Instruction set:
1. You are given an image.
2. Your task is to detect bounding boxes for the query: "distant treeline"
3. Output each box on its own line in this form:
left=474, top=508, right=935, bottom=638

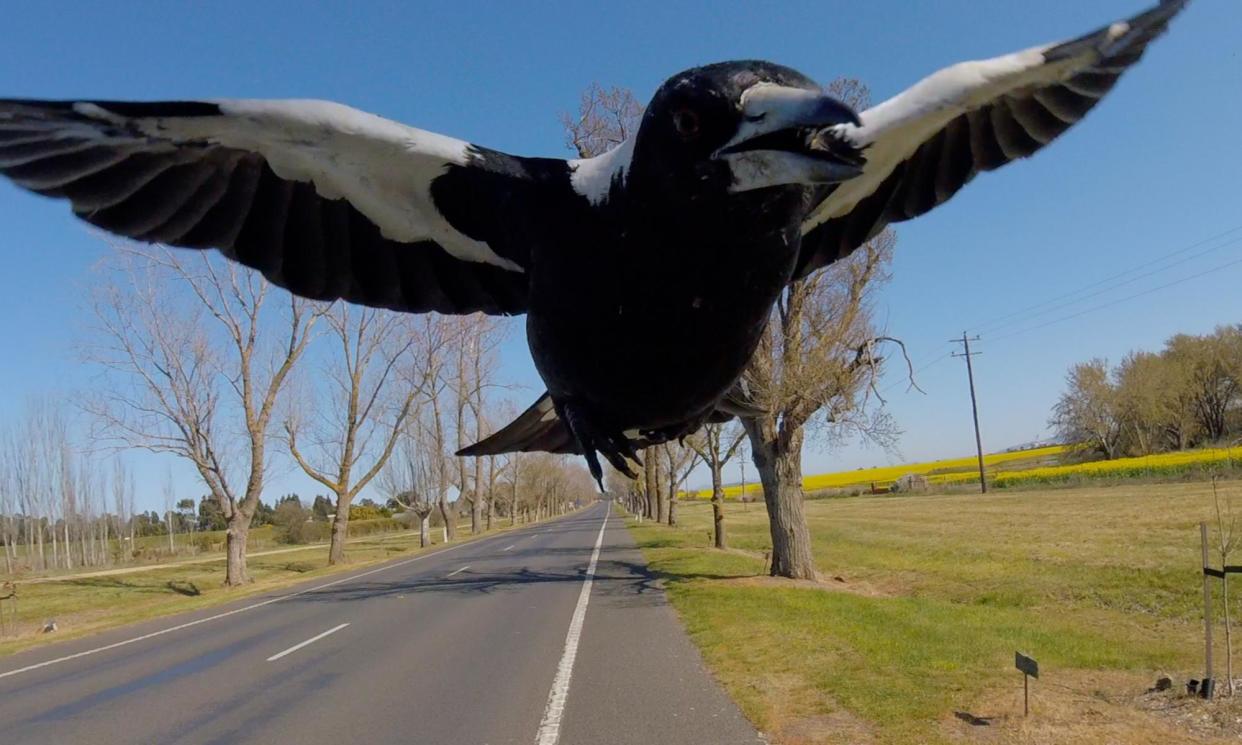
left=1051, top=324, right=1241, bottom=460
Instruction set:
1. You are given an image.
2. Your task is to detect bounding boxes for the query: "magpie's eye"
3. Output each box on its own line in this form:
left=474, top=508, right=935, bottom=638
left=672, top=107, right=701, bottom=140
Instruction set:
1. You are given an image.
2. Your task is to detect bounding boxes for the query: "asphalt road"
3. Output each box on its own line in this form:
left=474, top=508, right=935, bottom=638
left=0, top=501, right=762, bottom=744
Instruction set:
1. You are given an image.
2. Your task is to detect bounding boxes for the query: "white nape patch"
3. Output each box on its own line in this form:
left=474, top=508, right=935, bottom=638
left=569, top=137, right=633, bottom=206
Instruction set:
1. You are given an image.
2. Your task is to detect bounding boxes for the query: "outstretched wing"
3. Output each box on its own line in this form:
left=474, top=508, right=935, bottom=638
left=794, top=0, right=1187, bottom=279
left=0, top=98, right=535, bottom=314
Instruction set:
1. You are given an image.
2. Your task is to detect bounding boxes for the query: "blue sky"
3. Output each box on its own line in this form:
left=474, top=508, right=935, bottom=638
left=1, top=1, right=1239, bottom=509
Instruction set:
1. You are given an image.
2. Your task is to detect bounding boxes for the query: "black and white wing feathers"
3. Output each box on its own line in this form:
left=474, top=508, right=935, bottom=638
left=0, top=99, right=534, bottom=314
left=795, top=0, right=1187, bottom=279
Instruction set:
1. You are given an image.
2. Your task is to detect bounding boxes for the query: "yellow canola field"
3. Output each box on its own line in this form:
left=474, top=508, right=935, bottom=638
left=692, top=444, right=1067, bottom=499
left=930, top=445, right=1242, bottom=487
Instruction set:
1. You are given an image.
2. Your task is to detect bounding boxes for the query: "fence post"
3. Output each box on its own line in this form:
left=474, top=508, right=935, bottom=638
left=1202, top=522, right=1216, bottom=698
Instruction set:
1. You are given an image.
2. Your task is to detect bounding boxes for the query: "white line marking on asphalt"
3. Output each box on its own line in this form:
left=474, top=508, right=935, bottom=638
left=0, top=523, right=541, bottom=680
left=534, top=503, right=610, bottom=745
left=503, top=544, right=516, bottom=552
left=447, top=565, right=470, bottom=577
left=265, top=623, right=350, bottom=662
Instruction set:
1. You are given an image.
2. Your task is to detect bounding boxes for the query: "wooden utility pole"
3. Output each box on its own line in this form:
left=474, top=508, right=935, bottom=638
left=951, top=333, right=988, bottom=493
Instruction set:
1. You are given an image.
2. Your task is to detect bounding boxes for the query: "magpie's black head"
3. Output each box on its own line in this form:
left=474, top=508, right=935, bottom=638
left=628, top=61, right=864, bottom=205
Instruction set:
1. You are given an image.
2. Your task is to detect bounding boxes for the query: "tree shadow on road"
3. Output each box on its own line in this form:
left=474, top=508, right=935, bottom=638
left=290, top=558, right=673, bottom=608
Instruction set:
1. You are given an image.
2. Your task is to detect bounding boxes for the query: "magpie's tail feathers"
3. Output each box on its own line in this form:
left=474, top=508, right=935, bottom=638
left=457, top=392, right=580, bottom=456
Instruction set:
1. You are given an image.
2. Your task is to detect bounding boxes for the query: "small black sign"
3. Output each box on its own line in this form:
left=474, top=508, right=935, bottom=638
left=1015, top=652, right=1039, bottom=679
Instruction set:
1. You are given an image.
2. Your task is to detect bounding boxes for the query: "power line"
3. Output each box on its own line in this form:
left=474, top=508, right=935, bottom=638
left=975, top=235, right=1242, bottom=336
left=973, top=233, right=1242, bottom=337
left=966, top=223, right=1242, bottom=335
left=879, top=223, right=1242, bottom=395
left=988, top=253, right=1242, bottom=344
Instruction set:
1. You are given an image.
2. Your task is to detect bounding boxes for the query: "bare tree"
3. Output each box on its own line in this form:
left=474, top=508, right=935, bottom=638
left=500, top=451, right=528, bottom=526
left=87, top=246, right=319, bottom=585
left=0, top=427, right=17, bottom=573
left=406, top=317, right=459, bottom=541
left=6, top=407, right=44, bottom=570
left=1051, top=359, right=1124, bottom=460
left=111, top=458, right=136, bottom=558
left=739, top=229, right=900, bottom=579
left=661, top=441, right=700, bottom=527
left=285, top=304, right=422, bottom=564
left=688, top=422, right=746, bottom=548
left=381, top=430, right=439, bottom=548
left=162, top=469, right=176, bottom=554
left=451, top=315, right=507, bottom=535
left=30, top=399, right=70, bottom=570
left=734, top=79, right=906, bottom=580
left=560, top=83, right=643, bottom=159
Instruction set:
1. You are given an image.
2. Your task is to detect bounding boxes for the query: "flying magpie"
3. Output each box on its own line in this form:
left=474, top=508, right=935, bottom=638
left=0, top=2, right=1188, bottom=485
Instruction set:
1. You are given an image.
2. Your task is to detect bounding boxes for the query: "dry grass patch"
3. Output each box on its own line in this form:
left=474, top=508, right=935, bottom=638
left=947, top=669, right=1238, bottom=745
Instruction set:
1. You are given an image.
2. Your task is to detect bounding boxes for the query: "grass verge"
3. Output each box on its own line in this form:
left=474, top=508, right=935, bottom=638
left=628, top=483, right=1242, bottom=744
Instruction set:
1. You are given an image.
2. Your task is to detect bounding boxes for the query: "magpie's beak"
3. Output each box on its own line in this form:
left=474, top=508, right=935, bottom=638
left=714, top=84, right=865, bottom=193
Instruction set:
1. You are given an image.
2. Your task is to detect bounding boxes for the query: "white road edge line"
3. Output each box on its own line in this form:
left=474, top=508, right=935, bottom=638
left=265, top=623, right=350, bottom=662
left=534, top=503, right=610, bottom=745
left=0, top=524, right=538, bottom=681
left=447, top=565, right=470, bottom=578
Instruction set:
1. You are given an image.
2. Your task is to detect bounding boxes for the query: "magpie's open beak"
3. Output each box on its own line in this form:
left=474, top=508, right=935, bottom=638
left=714, top=85, right=865, bottom=193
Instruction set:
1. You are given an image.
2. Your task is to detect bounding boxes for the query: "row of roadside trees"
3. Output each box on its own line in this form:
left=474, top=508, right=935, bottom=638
left=0, top=241, right=594, bottom=583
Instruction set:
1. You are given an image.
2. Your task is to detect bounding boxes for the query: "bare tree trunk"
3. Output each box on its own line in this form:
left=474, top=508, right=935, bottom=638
left=710, top=463, right=727, bottom=549
left=439, top=499, right=455, bottom=541
left=2, top=517, right=12, bottom=573
left=471, top=456, right=485, bottom=535
left=100, top=517, right=109, bottom=568
left=29, top=517, right=39, bottom=571
left=328, top=498, right=350, bottom=565
left=643, top=451, right=657, bottom=521
left=419, top=513, right=430, bottom=548
left=745, top=418, right=816, bottom=580
left=664, top=451, right=679, bottom=526
left=225, top=518, right=250, bottom=585
left=467, top=492, right=482, bottom=534
left=653, top=461, right=667, bottom=524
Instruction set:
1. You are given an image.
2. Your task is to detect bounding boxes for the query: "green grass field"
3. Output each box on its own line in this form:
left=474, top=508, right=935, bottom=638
left=628, top=482, right=1242, bottom=744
